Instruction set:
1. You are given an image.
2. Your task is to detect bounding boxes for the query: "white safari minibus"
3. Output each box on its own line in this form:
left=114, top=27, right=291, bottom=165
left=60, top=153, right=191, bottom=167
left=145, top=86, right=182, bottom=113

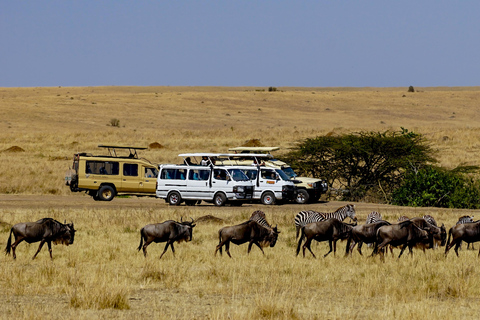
left=156, top=154, right=254, bottom=206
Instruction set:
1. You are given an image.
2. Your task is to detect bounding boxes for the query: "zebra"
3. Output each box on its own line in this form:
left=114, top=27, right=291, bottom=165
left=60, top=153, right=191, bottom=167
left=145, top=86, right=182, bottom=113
left=366, top=211, right=382, bottom=224
left=456, top=215, right=475, bottom=250
left=422, top=214, right=438, bottom=227
left=249, top=210, right=271, bottom=229
left=397, top=215, right=409, bottom=222
left=294, top=204, right=356, bottom=238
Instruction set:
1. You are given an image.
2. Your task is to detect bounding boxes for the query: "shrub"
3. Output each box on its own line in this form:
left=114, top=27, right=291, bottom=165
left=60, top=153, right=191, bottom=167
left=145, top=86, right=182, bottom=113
left=391, top=165, right=480, bottom=209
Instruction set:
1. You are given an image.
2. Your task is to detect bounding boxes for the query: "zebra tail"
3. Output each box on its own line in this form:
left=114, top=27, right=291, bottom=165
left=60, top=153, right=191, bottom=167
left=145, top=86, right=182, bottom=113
left=5, top=228, right=13, bottom=255
left=296, top=227, right=305, bottom=256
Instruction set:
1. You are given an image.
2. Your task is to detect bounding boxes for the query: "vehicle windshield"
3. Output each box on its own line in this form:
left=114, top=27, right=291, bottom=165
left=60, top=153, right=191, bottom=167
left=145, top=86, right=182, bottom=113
left=275, top=169, right=291, bottom=181
left=282, top=167, right=297, bottom=179
left=227, top=169, right=250, bottom=181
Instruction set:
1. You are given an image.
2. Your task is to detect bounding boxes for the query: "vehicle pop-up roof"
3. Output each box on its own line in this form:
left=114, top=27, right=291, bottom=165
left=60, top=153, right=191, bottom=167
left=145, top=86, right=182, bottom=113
left=178, top=153, right=273, bottom=165
left=97, top=145, right=147, bottom=159
left=228, top=147, right=280, bottom=154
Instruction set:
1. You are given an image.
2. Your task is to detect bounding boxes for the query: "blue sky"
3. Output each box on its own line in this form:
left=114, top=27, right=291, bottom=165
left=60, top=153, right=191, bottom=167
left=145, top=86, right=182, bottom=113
left=1, top=1, right=479, bottom=87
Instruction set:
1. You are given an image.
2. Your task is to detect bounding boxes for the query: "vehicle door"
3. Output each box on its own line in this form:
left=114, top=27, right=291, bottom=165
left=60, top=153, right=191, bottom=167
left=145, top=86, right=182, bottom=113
left=212, top=168, right=231, bottom=195
left=120, top=163, right=142, bottom=192
left=187, top=168, right=211, bottom=198
left=142, top=166, right=158, bottom=193
left=259, top=168, right=279, bottom=190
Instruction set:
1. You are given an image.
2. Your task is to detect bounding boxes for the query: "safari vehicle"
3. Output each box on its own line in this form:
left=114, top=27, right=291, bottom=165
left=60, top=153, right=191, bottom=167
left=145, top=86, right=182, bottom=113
left=156, top=154, right=254, bottom=206
left=66, top=145, right=158, bottom=201
left=211, top=153, right=297, bottom=205
left=228, top=147, right=328, bottom=204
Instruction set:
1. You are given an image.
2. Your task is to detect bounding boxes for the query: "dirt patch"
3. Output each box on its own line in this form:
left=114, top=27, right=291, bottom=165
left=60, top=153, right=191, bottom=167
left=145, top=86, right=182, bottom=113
left=2, top=146, right=25, bottom=153
left=148, top=142, right=164, bottom=149
left=195, top=215, right=224, bottom=224
left=242, top=139, right=263, bottom=147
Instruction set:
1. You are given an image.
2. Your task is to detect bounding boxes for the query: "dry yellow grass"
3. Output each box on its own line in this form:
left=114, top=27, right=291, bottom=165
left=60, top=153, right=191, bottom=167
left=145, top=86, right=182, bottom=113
left=1, top=86, right=480, bottom=319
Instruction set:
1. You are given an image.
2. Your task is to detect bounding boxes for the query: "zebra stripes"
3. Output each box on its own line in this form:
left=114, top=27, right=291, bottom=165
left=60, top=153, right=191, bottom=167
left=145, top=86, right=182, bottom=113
left=366, top=211, right=382, bottom=224
left=423, top=215, right=438, bottom=227
left=294, top=204, right=356, bottom=238
left=456, top=215, right=474, bottom=225
left=397, top=215, right=409, bottom=222
left=249, top=210, right=271, bottom=229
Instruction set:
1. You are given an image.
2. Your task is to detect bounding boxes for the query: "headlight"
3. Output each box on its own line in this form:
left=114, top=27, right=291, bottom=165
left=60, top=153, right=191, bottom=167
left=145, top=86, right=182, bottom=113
left=234, top=186, right=245, bottom=193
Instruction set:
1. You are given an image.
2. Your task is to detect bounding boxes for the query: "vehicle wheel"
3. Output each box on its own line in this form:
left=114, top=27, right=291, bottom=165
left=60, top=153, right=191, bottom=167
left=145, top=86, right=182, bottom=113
left=98, top=185, right=115, bottom=201
left=168, top=191, right=182, bottom=206
left=214, top=193, right=227, bottom=207
left=295, top=189, right=310, bottom=204
left=185, top=200, right=197, bottom=206
left=261, top=191, right=276, bottom=205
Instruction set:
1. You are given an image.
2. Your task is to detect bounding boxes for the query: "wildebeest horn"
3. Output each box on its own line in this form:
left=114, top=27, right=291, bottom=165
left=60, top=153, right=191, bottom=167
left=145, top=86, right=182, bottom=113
left=190, top=217, right=194, bottom=223
left=181, top=217, right=183, bottom=222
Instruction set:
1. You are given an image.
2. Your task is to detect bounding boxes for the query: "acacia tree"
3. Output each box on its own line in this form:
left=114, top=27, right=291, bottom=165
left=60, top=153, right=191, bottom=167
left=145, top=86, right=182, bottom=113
left=281, top=129, right=435, bottom=202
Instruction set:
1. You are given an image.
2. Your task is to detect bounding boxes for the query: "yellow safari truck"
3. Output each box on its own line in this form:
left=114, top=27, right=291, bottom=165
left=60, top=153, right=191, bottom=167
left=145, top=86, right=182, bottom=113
left=66, top=145, right=158, bottom=201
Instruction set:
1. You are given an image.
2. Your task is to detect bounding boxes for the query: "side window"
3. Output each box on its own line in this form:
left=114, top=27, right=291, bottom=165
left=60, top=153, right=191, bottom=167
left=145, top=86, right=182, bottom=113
left=213, top=169, right=228, bottom=180
left=189, top=169, right=210, bottom=181
left=123, top=163, right=138, bottom=176
left=145, top=167, right=158, bottom=178
left=160, top=168, right=186, bottom=180
left=86, top=161, right=119, bottom=175
left=261, top=169, right=276, bottom=180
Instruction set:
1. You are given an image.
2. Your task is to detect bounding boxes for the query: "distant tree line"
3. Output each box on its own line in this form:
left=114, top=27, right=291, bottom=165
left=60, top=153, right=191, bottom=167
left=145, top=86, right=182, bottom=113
left=280, top=128, right=480, bottom=209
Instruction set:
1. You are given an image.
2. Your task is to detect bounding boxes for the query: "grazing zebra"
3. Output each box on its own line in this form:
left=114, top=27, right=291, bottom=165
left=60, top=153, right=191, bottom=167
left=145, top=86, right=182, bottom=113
left=294, top=204, right=356, bottom=238
left=422, top=214, right=438, bottom=227
left=397, top=215, right=409, bottom=222
left=456, top=215, right=475, bottom=250
left=366, top=211, right=382, bottom=224
left=249, top=210, right=271, bottom=229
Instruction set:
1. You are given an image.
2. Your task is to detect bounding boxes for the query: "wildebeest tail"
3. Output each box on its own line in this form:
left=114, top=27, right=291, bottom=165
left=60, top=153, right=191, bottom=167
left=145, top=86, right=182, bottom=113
left=137, top=228, right=144, bottom=251
left=295, top=226, right=300, bottom=239
left=5, top=228, right=13, bottom=255
left=445, top=227, right=453, bottom=253
left=296, top=227, right=306, bottom=256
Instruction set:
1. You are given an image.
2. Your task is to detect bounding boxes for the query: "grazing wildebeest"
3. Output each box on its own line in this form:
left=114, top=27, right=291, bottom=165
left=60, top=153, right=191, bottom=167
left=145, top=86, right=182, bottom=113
left=410, top=217, right=446, bottom=250
left=374, top=220, right=431, bottom=260
left=137, top=218, right=196, bottom=258
left=345, top=220, right=391, bottom=256
left=5, top=218, right=76, bottom=260
left=296, top=218, right=355, bottom=258
left=214, top=220, right=280, bottom=258
left=445, top=221, right=480, bottom=257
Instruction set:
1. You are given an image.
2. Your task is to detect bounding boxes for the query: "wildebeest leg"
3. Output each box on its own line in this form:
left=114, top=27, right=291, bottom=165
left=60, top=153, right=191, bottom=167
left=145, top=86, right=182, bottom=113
left=142, top=240, right=154, bottom=257
left=170, top=243, right=175, bottom=257
left=454, top=241, right=462, bottom=257
left=357, top=242, right=363, bottom=256
left=47, top=241, right=53, bottom=260
left=323, top=240, right=334, bottom=258
left=303, top=239, right=316, bottom=258
left=252, top=241, right=266, bottom=255
left=10, top=237, right=25, bottom=260
left=215, top=239, right=229, bottom=256
left=159, top=242, right=170, bottom=259
left=397, top=244, right=408, bottom=259
left=225, top=241, right=232, bottom=258
left=32, top=240, right=46, bottom=260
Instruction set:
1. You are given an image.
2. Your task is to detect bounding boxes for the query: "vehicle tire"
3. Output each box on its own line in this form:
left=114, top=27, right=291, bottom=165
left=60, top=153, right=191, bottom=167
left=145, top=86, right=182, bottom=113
left=261, top=191, right=276, bottom=205
left=295, top=189, right=310, bottom=204
left=98, top=185, right=115, bottom=201
left=185, top=200, right=197, bottom=206
left=168, top=191, right=182, bottom=206
left=214, top=193, right=227, bottom=207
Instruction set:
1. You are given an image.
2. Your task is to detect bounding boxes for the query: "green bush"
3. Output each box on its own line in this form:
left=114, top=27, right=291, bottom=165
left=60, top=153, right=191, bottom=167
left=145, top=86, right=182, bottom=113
left=391, top=165, right=480, bottom=209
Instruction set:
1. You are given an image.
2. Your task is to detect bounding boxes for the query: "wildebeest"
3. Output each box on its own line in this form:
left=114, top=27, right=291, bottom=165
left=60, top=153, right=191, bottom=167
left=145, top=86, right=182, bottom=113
left=445, top=220, right=480, bottom=257
left=345, top=220, right=391, bottom=256
left=215, top=220, right=280, bottom=258
left=137, top=218, right=196, bottom=258
left=410, top=217, right=446, bottom=249
left=373, top=220, right=431, bottom=260
left=297, top=218, right=355, bottom=258
left=5, top=218, right=76, bottom=260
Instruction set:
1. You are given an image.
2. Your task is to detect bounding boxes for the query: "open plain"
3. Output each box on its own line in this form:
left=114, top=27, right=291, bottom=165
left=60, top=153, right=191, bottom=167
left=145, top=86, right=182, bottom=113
left=1, top=86, right=480, bottom=319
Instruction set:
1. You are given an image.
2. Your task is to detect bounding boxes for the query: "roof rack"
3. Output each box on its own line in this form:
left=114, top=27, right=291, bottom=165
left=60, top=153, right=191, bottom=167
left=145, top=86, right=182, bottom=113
left=98, top=145, right=147, bottom=159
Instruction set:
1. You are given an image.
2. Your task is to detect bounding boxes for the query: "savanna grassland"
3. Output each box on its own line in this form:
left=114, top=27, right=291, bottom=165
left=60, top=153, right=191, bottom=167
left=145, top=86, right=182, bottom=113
left=1, top=86, right=480, bottom=319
